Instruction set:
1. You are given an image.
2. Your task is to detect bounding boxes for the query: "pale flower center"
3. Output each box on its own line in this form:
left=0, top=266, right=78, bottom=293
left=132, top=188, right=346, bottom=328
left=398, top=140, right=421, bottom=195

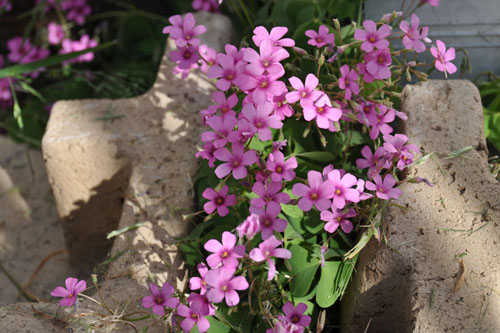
left=221, top=285, right=228, bottom=292
left=310, top=193, right=319, bottom=200
left=276, top=166, right=283, bottom=173
left=221, top=251, right=229, bottom=258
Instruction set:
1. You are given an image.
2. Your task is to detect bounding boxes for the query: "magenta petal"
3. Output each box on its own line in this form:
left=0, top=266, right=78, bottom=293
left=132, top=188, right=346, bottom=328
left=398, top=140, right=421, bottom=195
left=164, top=297, right=179, bottom=308
left=225, top=290, right=240, bottom=306
left=298, top=198, right=313, bottom=212
left=51, top=286, right=69, bottom=298
left=250, top=248, right=265, bottom=262
left=232, top=166, right=247, bottom=179
left=198, top=317, right=210, bottom=332
left=215, top=163, right=232, bottom=178
left=292, top=183, right=310, bottom=197
left=204, top=201, right=217, bottom=214
left=181, top=318, right=196, bottom=332
left=73, top=280, right=86, bottom=294
left=274, top=219, right=287, bottom=232
left=282, top=302, right=294, bottom=316
left=230, top=276, right=249, bottom=290
left=217, top=205, right=229, bottom=217
left=204, top=239, right=223, bottom=253
left=202, top=187, right=218, bottom=200
left=206, top=288, right=224, bottom=303
left=341, top=221, right=353, bottom=233
left=152, top=304, right=165, bottom=316
left=59, top=296, right=76, bottom=307
left=65, top=277, right=78, bottom=292
left=267, top=259, right=276, bottom=280
left=273, top=248, right=291, bottom=259
left=222, top=231, right=236, bottom=248
left=344, top=188, right=360, bottom=203
left=314, top=198, right=332, bottom=211
left=142, top=296, right=155, bottom=308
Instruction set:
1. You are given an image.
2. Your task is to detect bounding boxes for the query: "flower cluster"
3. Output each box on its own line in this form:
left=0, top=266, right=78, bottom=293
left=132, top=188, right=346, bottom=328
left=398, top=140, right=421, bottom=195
left=162, top=13, right=219, bottom=79
left=50, top=1, right=454, bottom=331
left=192, top=0, right=220, bottom=13
left=0, top=0, right=98, bottom=110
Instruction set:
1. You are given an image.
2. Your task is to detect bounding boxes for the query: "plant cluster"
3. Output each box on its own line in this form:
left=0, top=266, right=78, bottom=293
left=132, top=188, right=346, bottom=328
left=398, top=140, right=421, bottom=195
left=48, top=0, right=458, bottom=332
left=0, top=0, right=96, bottom=110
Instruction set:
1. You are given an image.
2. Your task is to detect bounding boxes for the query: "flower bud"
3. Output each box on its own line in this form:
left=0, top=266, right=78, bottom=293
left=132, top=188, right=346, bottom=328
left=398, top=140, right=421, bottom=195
left=236, top=214, right=260, bottom=240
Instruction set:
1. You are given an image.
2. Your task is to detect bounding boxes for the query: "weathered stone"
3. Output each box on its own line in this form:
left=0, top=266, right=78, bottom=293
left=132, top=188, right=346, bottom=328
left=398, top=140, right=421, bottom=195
left=37, top=12, right=234, bottom=332
left=341, top=80, right=500, bottom=332
left=0, top=137, right=75, bottom=306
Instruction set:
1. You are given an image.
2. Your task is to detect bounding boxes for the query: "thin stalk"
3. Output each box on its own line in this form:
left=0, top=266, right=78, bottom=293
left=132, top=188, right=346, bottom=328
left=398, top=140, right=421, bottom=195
left=0, top=260, right=37, bottom=302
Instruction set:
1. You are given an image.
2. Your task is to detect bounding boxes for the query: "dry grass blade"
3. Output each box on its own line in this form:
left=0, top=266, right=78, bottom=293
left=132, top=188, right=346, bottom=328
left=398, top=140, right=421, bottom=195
left=24, top=248, right=67, bottom=290
left=453, top=259, right=466, bottom=293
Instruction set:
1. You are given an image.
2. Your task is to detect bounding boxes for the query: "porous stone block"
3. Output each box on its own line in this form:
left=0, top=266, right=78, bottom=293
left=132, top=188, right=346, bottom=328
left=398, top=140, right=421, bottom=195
left=0, top=137, right=75, bottom=306
left=341, top=80, right=500, bottom=332
left=37, top=12, right=235, bottom=332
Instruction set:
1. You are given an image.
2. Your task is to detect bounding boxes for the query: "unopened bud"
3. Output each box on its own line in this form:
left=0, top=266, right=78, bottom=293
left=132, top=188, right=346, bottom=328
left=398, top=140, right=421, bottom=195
left=318, top=54, right=325, bottom=67
left=292, top=46, right=307, bottom=56
left=409, top=177, right=434, bottom=187
left=333, top=18, right=341, bottom=33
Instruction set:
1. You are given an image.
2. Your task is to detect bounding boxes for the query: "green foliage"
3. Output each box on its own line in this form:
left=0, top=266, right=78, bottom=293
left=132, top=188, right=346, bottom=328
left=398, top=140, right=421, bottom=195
left=479, top=77, right=500, bottom=152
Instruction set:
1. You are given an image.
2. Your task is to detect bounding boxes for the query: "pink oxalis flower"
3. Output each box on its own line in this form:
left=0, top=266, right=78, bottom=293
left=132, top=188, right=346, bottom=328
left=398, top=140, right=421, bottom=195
left=189, top=263, right=209, bottom=295
left=282, top=302, right=311, bottom=329
left=305, top=25, right=335, bottom=48
left=250, top=236, right=291, bottom=280
left=292, top=170, right=334, bottom=212
left=252, top=26, right=295, bottom=48
left=47, top=22, right=65, bottom=45
left=51, top=277, right=86, bottom=307
left=338, top=64, right=359, bottom=100
left=365, top=174, right=401, bottom=200
left=354, top=20, right=391, bottom=52
left=320, top=208, right=357, bottom=233
left=250, top=181, right=290, bottom=210
left=399, top=14, right=429, bottom=53
left=202, top=185, right=236, bottom=217
left=266, top=151, right=297, bottom=182
left=214, top=143, right=257, bottom=179
left=430, top=40, right=456, bottom=75
left=141, top=282, right=179, bottom=316
left=204, top=231, right=245, bottom=268
left=328, top=169, right=360, bottom=209
left=205, top=267, right=249, bottom=306
left=249, top=204, right=288, bottom=240
left=286, top=74, right=323, bottom=108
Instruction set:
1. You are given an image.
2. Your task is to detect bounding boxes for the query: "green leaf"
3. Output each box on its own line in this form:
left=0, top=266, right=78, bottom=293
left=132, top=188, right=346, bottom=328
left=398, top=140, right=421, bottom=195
left=484, top=108, right=500, bottom=152
left=0, top=41, right=116, bottom=79
left=107, top=222, right=144, bottom=239
left=282, top=204, right=304, bottom=219
left=295, top=151, right=335, bottom=163
left=316, top=261, right=341, bottom=308
left=289, top=244, right=321, bottom=297
left=197, top=316, right=231, bottom=333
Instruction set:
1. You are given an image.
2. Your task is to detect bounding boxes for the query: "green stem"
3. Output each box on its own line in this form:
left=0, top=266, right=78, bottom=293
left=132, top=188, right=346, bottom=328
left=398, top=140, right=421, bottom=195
left=237, top=0, right=254, bottom=28
left=0, top=260, right=37, bottom=302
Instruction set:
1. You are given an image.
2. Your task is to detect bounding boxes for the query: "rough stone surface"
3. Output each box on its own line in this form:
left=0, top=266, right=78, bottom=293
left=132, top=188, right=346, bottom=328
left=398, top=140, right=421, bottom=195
left=31, top=12, right=233, bottom=332
left=0, top=137, right=75, bottom=306
left=341, top=80, right=500, bottom=332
